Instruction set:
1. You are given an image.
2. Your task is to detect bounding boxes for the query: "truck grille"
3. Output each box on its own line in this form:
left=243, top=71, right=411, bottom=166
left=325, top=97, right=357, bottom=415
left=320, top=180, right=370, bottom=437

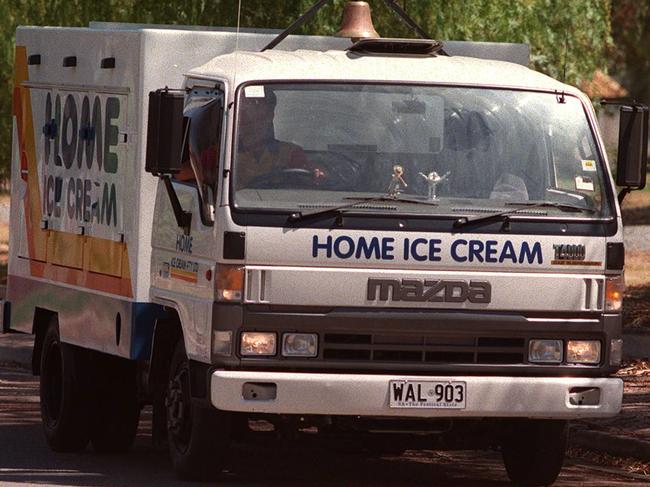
left=322, top=333, right=525, bottom=365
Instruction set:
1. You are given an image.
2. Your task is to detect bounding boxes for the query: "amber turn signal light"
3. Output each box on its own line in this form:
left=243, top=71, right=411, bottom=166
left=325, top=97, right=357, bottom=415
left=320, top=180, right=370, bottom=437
left=216, top=265, right=244, bottom=302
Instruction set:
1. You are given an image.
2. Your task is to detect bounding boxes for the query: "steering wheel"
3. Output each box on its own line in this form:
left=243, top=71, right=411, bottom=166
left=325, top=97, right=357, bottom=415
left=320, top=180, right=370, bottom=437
left=245, top=168, right=314, bottom=189
left=305, top=151, right=365, bottom=191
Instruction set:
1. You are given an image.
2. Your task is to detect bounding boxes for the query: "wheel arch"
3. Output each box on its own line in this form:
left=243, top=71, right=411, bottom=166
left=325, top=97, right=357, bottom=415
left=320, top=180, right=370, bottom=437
left=32, top=307, right=57, bottom=375
left=148, top=305, right=185, bottom=445
left=149, top=306, right=184, bottom=391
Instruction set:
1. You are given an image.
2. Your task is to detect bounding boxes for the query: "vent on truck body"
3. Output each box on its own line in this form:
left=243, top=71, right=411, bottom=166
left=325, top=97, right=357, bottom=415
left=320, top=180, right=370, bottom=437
left=348, top=38, right=444, bottom=56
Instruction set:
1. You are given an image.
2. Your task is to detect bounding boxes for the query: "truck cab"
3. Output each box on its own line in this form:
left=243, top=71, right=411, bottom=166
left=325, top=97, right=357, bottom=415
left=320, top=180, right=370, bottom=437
left=145, top=37, right=644, bottom=484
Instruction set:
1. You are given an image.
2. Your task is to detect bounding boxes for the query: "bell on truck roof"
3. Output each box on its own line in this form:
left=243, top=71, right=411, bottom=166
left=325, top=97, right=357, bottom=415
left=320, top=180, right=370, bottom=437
left=336, top=1, right=380, bottom=42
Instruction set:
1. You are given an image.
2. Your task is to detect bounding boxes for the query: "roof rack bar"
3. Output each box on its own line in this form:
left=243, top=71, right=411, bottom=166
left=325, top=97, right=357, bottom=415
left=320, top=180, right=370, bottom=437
left=261, top=0, right=332, bottom=52
left=262, top=0, right=447, bottom=55
left=381, top=0, right=447, bottom=55
left=382, top=0, right=429, bottom=39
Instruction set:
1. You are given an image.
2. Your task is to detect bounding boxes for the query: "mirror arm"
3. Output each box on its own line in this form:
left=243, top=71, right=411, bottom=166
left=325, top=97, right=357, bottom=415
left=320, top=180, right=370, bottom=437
left=381, top=0, right=448, bottom=55
left=600, top=98, right=642, bottom=108
left=262, top=0, right=445, bottom=54
left=262, top=0, right=331, bottom=51
left=618, top=187, right=632, bottom=205
left=161, top=175, right=192, bottom=235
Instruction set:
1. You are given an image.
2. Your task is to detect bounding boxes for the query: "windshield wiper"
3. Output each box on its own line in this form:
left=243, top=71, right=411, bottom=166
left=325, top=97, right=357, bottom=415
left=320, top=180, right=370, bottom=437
left=453, top=201, right=596, bottom=228
left=288, top=195, right=438, bottom=223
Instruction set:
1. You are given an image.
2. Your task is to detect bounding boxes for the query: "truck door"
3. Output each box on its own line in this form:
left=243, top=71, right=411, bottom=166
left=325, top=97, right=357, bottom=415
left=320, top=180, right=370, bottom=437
left=151, top=86, right=225, bottom=361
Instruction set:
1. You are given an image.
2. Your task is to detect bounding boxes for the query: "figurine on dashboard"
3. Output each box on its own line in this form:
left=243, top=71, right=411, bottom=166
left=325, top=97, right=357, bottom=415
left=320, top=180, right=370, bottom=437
left=419, top=170, right=450, bottom=201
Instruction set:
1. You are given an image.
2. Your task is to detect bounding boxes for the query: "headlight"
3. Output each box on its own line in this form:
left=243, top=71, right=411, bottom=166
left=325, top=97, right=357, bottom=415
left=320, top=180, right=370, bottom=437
left=605, top=275, right=625, bottom=312
left=567, top=340, right=601, bottom=365
left=282, top=333, right=318, bottom=357
left=528, top=339, right=563, bottom=364
left=240, top=332, right=276, bottom=356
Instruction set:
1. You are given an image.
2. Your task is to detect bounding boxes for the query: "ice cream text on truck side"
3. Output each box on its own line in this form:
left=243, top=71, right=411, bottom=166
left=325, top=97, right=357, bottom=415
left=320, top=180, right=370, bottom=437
left=4, top=2, right=649, bottom=485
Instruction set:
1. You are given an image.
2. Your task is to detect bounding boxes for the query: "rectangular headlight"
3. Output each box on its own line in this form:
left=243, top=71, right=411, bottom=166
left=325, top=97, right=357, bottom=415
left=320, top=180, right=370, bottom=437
left=528, top=339, right=563, bottom=364
left=240, top=332, right=276, bottom=356
left=282, top=333, right=318, bottom=357
left=567, top=340, right=601, bottom=365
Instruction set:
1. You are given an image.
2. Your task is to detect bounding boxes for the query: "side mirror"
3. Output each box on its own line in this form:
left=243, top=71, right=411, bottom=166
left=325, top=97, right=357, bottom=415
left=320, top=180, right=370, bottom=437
left=616, top=104, right=648, bottom=190
left=145, top=89, right=186, bottom=175
left=145, top=88, right=192, bottom=234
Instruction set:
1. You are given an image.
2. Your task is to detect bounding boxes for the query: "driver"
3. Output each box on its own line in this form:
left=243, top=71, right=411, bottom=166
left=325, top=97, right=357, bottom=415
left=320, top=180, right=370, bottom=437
left=236, top=89, right=320, bottom=189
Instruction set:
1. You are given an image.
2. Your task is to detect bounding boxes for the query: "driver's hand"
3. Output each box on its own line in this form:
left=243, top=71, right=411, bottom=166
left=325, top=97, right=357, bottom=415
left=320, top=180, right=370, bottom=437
left=312, top=167, right=327, bottom=184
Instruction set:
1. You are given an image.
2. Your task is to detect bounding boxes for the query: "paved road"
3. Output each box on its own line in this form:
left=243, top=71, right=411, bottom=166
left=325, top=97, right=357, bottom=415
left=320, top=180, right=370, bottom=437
left=0, top=367, right=647, bottom=487
left=624, top=225, right=650, bottom=251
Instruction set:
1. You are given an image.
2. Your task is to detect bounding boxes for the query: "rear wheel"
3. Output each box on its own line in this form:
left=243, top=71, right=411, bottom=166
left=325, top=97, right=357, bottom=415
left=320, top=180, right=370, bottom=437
left=39, top=316, right=90, bottom=452
left=166, top=339, right=231, bottom=480
left=501, top=419, right=568, bottom=486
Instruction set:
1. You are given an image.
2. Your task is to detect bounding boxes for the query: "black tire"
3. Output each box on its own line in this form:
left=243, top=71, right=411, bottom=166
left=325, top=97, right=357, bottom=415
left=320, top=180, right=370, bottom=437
left=501, top=419, right=568, bottom=486
left=166, top=340, right=231, bottom=480
left=90, top=354, right=141, bottom=453
left=39, top=316, right=90, bottom=452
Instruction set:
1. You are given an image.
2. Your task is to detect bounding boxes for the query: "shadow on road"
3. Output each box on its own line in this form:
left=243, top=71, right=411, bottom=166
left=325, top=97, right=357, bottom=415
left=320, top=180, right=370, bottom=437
left=0, top=367, right=644, bottom=487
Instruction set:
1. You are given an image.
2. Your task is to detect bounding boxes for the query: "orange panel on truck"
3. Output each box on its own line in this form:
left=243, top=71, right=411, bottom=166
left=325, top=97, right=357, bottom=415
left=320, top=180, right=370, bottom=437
left=86, top=238, right=124, bottom=278
left=47, top=231, right=83, bottom=269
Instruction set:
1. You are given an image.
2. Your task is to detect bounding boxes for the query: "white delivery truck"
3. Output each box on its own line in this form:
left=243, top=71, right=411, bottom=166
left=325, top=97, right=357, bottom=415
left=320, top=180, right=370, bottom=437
left=4, top=2, right=649, bottom=484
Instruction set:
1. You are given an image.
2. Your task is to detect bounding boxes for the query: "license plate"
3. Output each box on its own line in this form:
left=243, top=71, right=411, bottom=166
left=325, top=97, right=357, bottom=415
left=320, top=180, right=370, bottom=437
left=389, top=381, right=466, bottom=409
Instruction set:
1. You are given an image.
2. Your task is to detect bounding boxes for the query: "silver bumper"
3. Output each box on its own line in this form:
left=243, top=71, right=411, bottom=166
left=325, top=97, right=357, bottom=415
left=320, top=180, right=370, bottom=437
left=211, top=371, right=623, bottom=419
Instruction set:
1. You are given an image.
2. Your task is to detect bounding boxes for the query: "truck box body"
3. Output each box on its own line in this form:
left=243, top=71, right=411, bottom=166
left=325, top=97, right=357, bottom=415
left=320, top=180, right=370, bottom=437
left=8, top=26, right=345, bottom=358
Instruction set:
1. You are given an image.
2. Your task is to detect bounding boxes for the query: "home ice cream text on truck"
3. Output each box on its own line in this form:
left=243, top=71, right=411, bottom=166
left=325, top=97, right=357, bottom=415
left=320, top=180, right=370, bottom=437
left=4, top=2, right=649, bottom=485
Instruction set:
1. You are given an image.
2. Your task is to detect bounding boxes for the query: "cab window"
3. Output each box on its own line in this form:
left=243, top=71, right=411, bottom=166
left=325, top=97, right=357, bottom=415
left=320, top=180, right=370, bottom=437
left=176, top=91, right=224, bottom=223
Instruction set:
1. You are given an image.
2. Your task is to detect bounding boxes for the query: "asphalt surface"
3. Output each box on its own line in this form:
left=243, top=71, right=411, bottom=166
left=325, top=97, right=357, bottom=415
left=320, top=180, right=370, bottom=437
left=624, top=225, right=650, bottom=251
left=0, top=366, right=647, bottom=487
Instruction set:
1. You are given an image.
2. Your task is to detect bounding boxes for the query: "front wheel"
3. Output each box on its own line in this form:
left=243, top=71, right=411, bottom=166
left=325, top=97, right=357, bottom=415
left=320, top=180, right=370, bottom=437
left=166, top=340, right=232, bottom=480
left=501, top=419, right=568, bottom=486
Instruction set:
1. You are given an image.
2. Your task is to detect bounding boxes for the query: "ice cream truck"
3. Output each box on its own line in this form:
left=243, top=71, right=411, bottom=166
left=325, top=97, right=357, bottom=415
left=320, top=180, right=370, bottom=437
left=4, top=1, right=649, bottom=484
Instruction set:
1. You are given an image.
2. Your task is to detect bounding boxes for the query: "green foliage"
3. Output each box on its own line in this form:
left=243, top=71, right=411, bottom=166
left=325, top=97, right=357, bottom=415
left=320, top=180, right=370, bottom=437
left=610, top=0, right=650, bottom=102
left=0, top=0, right=612, bottom=180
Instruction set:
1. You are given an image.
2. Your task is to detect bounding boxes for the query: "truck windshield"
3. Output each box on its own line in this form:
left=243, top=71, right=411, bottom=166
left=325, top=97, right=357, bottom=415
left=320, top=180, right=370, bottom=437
left=233, top=83, right=612, bottom=219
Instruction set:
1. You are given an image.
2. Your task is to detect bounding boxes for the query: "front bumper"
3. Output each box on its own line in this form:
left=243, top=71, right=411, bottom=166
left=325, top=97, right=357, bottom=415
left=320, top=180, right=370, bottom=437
left=211, top=371, right=623, bottom=419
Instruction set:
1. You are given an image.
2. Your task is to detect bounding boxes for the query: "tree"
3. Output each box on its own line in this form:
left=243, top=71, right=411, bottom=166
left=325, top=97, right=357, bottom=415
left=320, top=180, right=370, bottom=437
left=0, top=0, right=612, bottom=179
left=610, top=0, right=650, bottom=102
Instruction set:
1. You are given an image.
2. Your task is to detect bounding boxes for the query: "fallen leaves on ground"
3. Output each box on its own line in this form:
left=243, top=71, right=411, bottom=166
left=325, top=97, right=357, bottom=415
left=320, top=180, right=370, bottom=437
left=623, top=284, right=650, bottom=329
left=568, top=447, right=650, bottom=477
left=617, top=360, right=650, bottom=377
